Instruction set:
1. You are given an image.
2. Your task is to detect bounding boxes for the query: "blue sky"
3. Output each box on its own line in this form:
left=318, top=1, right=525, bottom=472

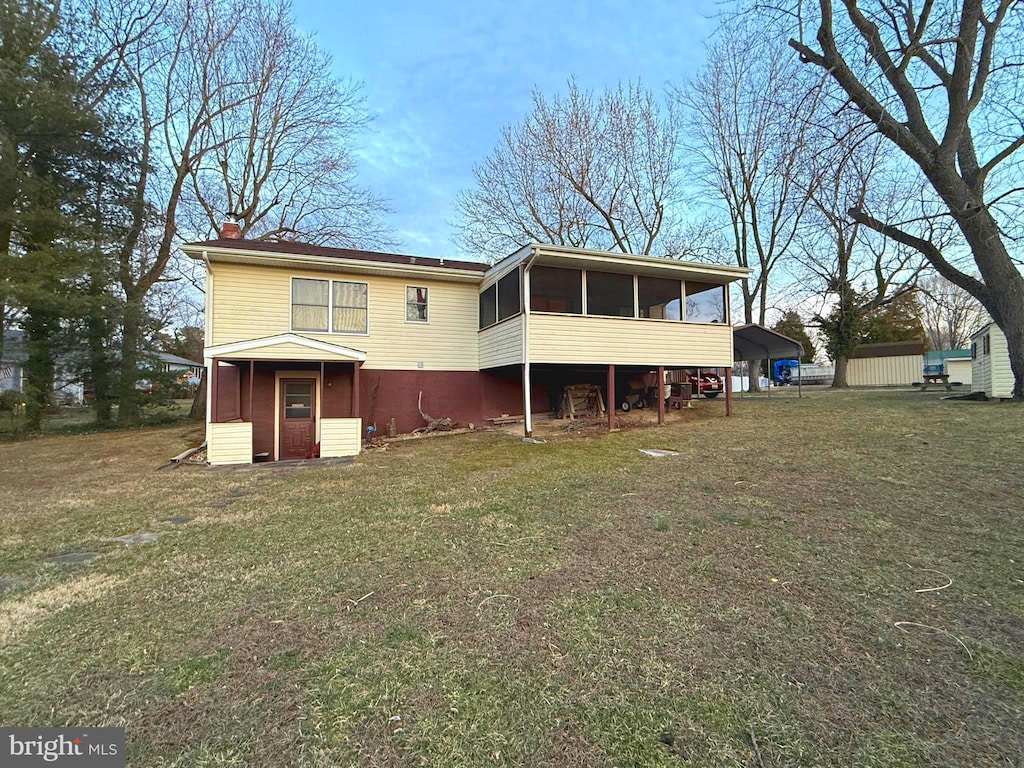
left=292, top=0, right=720, bottom=258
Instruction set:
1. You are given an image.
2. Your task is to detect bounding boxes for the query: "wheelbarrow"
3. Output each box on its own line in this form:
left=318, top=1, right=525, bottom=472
left=619, top=377, right=649, bottom=412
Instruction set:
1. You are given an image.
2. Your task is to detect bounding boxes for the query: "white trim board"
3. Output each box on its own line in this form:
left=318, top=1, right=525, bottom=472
left=205, top=333, right=367, bottom=361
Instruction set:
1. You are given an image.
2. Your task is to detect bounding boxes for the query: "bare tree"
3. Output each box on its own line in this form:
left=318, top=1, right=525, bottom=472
left=183, top=1, right=389, bottom=246
left=81, top=0, right=388, bottom=423
left=676, top=20, right=823, bottom=388
left=456, top=80, right=681, bottom=260
left=919, top=274, right=988, bottom=350
left=798, top=126, right=927, bottom=386
left=785, top=0, right=1024, bottom=399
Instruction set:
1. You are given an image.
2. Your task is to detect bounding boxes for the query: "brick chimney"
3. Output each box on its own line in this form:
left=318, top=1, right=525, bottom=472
left=220, top=214, right=242, bottom=240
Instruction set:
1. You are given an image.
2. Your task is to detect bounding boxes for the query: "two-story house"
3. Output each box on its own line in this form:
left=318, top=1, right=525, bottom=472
left=184, top=222, right=749, bottom=465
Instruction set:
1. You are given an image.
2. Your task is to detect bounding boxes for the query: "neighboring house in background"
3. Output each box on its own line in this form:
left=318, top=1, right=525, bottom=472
left=156, top=353, right=205, bottom=386
left=971, top=322, right=1014, bottom=399
left=847, top=340, right=927, bottom=387
left=184, top=222, right=749, bottom=465
left=0, top=330, right=26, bottom=393
left=0, top=330, right=84, bottom=403
left=923, top=348, right=973, bottom=387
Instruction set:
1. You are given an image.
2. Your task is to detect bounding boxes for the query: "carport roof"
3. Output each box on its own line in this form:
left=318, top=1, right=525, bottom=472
left=733, top=324, right=803, bottom=362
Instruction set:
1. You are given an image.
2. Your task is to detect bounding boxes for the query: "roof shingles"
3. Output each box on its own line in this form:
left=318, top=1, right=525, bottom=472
left=187, top=238, right=489, bottom=273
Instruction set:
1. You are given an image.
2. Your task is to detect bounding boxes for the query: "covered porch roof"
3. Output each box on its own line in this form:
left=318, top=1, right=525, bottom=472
left=206, top=333, right=367, bottom=363
left=732, top=324, right=803, bottom=362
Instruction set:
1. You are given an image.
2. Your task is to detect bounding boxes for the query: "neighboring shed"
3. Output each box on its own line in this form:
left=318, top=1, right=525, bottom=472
left=847, top=340, right=926, bottom=387
left=924, top=348, right=972, bottom=387
left=970, top=322, right=1014, bottom=399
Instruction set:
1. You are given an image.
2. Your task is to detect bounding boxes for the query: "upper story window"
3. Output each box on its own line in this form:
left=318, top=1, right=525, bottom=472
left=291, top=277, right=368, bottom=334
left=406, top=286, right=428, bottom=322
left=334, top=281, right=368, bottom=333
left=586, top=271, right=635, bottom=318
left=685, top=281, right=726, bottom=323
left=971, top=341, right=977, bottom=360
left=638, top=276, right=681, bottom=320
left=983, top=334, right=991, bottom=355
left=497, top=271, right=521, bottom=321
left=530, top=266, right=582, bottom=313
left=292, top=278, right=329, bottom=332
left=479, top=270, right=522, bottom=329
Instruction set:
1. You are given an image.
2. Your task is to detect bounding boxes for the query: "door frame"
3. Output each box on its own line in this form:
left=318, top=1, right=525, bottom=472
left=273, top=370, right=321, bottom=461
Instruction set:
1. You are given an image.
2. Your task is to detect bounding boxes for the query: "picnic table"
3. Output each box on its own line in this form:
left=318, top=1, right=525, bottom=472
left=918, top=373, right=957, bottom=392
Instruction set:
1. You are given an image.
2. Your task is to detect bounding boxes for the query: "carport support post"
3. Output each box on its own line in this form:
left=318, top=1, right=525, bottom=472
left=725, top=366, right=733, bottom=416
left=607, top=364, right=616, bottom=431
left=657, top=366, right=665, bottom=425
left=247, top=360, right=254, bottom=421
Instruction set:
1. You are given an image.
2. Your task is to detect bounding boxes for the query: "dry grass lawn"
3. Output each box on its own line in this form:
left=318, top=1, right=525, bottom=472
left=0, top=390, right=1021, bottom=766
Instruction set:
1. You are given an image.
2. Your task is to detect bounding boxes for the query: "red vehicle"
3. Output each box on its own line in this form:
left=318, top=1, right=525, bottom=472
left=685, top=370, right=724, bottom=399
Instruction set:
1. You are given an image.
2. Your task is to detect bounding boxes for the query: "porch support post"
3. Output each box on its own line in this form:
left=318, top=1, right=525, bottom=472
left=352, top=361, right=361, bottom=418
left=725, top=366, right=733, bottom=416
left=247, top=360, right=254, bottom=421
left=211, top=358, right=219, bottom=423
left=657, top=366, right=665, bottom=425
left=523, top=362, right=532, bottom=437
left=607, top=364, right=616, bottom=431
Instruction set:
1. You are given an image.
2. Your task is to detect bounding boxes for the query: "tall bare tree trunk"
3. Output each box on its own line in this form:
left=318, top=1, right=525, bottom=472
left=189, top=367, right=206, bottom=421
left=117, top=293, right=143, bottom=426
left=832, top=356, right=849, bottom=389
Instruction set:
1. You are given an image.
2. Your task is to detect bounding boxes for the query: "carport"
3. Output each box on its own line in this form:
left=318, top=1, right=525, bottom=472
left=731, top=324, right=805, bottom=407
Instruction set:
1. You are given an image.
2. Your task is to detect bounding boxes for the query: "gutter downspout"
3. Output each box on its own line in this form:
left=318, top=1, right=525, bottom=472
left=202, top=250, right=214, bottom=429
left=522, top=246, right=542, bottom=437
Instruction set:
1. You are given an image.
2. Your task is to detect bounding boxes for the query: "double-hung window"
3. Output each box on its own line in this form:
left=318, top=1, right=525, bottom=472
left=406, top=286, right=428, bottom=322
left=291, top=278, right=368, bottom=334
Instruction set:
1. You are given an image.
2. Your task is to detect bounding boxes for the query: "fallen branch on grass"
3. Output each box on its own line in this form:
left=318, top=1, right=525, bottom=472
left=345, top=591, right=376, bottom=610
left=748, top=725, right=766, bottom=768
left=894, top=621, right=973, bottom=661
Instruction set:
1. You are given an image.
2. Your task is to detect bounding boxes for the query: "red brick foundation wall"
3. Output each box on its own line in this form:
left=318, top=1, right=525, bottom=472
left=357, top=368, right=549, bottom=434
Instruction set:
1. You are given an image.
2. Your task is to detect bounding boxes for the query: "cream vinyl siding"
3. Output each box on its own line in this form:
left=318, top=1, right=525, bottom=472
left=973, top=325, right=1013, bottom=398
left=990, top=328, right=1014, bottom=398
left=207, top=422, right=253, bottom=465
left=972, top=346, right=991, bottom=396
left=847, top=354, right=922, bottom=387
left=479, top=316, right=524, bottom=369
left=320, top=418, right=362, bottom=457
left=946, top=358, right=972, bottom=387
left=210, top=262, right=479, bottom=370
left=528, top=314, right=733, bottom=366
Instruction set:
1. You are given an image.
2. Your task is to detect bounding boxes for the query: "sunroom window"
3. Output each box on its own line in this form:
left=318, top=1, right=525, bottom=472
left=530, top=266, right=582, bottom=313
left=685, top=281, right=726, bottom=323
left=497, top=271, right=521, bottom=321
left=638, top=276, right=681, bottom=320
left=586, top=271, right=635, bottom=318
left=479, top=284, right=497, bottom=329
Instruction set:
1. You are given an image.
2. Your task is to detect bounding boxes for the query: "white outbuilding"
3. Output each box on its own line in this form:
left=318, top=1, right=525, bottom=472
left=970, top=322, right=1014, bottom=399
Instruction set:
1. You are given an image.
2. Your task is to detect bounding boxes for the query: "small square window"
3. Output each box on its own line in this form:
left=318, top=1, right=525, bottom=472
left=406, top=286, right=428, bottom=322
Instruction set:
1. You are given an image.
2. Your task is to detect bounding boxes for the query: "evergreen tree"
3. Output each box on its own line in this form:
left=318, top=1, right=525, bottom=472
left=771, top=311, right=816, bottom=363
